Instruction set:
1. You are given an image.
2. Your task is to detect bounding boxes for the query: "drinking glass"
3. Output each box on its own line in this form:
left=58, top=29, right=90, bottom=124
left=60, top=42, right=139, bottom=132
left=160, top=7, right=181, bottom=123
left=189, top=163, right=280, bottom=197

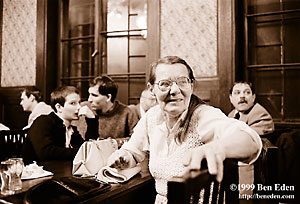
left=0, top=160, right=15, bottom=195
left=9, top=158, right=24, bottom=190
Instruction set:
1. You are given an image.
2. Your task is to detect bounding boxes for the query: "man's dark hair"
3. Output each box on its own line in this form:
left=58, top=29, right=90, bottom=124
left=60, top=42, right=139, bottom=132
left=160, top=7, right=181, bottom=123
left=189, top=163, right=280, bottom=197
left=22, top=87, right=43, bottom=102
left=229, top=81, right=255, bottom=95
left=50, top=86, right=79, bottom=112
left=90, top=75, right=118, bottom=103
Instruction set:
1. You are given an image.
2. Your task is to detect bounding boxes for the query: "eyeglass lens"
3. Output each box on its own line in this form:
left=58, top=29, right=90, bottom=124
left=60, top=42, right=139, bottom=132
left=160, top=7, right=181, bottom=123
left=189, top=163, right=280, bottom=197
left=158, top=77, right=190, bottom=91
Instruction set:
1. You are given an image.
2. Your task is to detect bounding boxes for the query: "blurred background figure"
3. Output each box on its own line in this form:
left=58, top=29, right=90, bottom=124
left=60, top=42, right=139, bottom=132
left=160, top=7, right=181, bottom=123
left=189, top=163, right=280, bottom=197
left=20, top=87, right=53, bottom=130
left=0, top=123, right=9, bottom=130
left=128, top=89, right=157, bottom=120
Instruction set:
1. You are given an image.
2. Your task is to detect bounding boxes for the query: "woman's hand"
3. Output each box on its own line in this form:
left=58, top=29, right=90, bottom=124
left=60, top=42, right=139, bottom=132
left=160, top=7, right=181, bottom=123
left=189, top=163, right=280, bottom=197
left=183, top=142, right=226, bottom=182
left=107, top=149, right=136, bottom=170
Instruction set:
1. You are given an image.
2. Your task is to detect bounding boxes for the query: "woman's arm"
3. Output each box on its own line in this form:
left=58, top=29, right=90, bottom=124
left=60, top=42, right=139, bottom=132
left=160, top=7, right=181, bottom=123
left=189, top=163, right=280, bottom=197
left=183, top=106, right=262, bottom=182
left=106, top=115, right=150, bottom=169
left=183, top=130, right=260, bottom=182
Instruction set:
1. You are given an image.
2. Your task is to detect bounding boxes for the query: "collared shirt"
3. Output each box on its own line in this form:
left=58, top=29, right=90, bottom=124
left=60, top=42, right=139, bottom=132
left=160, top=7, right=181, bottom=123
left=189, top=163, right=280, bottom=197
left=140, top=105, right=146, bottom=118
left=54, top=112, right=73, bottom=148
left=65, top=126, right=74, bottom=148
left=228, top=103, right=274, bottom=135
left=121, top=104, right=262, bottom=203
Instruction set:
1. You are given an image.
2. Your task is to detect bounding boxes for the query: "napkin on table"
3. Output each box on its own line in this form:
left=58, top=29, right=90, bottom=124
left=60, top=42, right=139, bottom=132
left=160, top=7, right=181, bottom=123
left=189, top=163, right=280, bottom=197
left=97, top=165, right=141, bottom=183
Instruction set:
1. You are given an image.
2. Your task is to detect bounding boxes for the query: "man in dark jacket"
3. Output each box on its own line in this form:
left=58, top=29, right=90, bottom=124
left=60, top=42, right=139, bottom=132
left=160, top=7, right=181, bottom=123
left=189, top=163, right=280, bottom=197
left=22, top=86, right=84, bottom=164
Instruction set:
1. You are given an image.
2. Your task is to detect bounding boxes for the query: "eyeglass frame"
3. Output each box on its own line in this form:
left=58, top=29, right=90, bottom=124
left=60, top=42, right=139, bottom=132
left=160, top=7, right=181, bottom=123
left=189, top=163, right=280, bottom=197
left=153, top=76, right=193, bottom=92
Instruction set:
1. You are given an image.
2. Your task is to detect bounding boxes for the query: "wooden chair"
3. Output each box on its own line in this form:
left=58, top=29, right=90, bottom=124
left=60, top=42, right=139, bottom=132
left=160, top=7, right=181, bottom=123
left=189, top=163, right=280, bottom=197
left=0, top=129, right=27, bottom=161
left=254, top=138, right=279, bottom=187
left=167, top=159, right=239, bottom=204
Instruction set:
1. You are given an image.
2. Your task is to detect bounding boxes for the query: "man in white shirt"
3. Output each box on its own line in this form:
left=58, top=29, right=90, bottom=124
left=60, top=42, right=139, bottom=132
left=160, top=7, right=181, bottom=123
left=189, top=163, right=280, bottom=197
left=20, top=87, right=53, bottom=129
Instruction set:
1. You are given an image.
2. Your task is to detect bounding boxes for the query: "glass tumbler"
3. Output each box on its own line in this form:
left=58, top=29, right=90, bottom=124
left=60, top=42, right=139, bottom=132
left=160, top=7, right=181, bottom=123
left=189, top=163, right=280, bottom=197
left=0, top=160, right=15, bottom=195
left=8, top=158, right=24, bottom=190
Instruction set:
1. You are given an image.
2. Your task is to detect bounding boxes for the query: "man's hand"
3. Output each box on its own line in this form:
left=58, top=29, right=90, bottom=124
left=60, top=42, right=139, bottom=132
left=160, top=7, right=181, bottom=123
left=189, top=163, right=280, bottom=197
left=78, top=105, right=95, bottom=118
left=182, top=142, right=226, bottom=182
left=107, top=149, right=136, bottom=170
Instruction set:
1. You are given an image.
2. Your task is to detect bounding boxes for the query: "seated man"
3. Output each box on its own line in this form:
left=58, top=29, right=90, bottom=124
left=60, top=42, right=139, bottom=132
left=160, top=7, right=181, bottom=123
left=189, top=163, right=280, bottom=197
left=228, top=81, right=274, bottom=135
left=22, top=86, right=84, bottom=164
left=78, top=75, right=138, bottom=140
left=20, top=87, right=53, bottom=129
left=228, top=81, right=274, bottom=204
left=128, top=89, right=157, bottom=120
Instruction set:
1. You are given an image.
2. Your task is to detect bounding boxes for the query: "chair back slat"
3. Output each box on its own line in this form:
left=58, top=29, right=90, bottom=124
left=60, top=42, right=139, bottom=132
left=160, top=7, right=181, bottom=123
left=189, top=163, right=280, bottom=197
left=0, top=129, right=27, bottom=161
left=167, top=159, right=238, bottom=204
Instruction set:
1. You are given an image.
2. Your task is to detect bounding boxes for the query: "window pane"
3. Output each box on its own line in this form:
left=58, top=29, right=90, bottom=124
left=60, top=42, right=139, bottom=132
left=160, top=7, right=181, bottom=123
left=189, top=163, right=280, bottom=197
left=250, top=70, right=282, bottom=94
left=248, top=18, right=282, bottom=65
left=282, top=0, right=300, bottom=10
left=130, top=0, right=147, bottom=30
left=257, top=95, right=282, bottom=119
left=129, top=78, right=146, bottom=105
left=248, top=0, right=280, bottom=14
left=256, top=46, right=281, bottom=64
left=69, top=0, right=95, bottom=38
left=284, top=16, right=300, bottom=63
left=256, top=22, right=281, bottom=45
left=108, top=0, right=128, bottom=32
left=107, top=38, right=128, bottom=74
left=113, top=78, right=128, bottom=104
left=129, top=38, right=147, bottom=56
left=62, top=39, right=94, bottom=77
left=130, top=58, right=146, bottom=73
left=285, top=68, right=300, bottom=119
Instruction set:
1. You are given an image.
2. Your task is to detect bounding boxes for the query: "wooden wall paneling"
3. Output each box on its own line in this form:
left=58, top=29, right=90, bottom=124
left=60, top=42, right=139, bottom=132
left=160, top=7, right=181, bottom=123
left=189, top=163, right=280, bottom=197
left=36, top=0, right=59, bottom=103
left=193, top=78, right=219, bottom=105
left=146, top=0, right=160, bottom=82
left=0, top=87, right=30, bottom=129
left=217, top=0, right=235, bottom=114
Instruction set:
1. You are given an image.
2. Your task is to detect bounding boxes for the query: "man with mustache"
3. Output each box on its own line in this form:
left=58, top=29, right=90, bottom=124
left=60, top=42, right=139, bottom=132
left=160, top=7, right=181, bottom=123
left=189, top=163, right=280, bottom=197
left=228, top=81, right=274, bottom=135
left=228, top=81, right=274, bottom=203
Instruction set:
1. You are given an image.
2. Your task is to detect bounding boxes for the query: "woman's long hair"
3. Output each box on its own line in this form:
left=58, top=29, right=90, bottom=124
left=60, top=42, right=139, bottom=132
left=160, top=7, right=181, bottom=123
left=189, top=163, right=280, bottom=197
left=176, top=94, right=205, bottom=144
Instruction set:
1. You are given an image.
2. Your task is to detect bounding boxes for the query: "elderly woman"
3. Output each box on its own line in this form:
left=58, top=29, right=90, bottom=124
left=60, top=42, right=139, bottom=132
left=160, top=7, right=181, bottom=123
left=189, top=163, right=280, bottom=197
left=107, top=56, right=262, bottom=204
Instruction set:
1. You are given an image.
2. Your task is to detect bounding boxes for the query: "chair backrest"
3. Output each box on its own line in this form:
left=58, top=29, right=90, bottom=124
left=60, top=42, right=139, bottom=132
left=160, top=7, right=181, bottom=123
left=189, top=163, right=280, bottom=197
left=254, top=138, right=279, bottom=187
left=0, top=129, right=27, bottom=161
left=167, top=159, right=239, bottom=204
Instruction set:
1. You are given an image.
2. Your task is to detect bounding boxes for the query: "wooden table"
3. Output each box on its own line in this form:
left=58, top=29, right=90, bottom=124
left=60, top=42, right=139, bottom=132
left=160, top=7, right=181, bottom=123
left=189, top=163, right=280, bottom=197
left=0, top=159, right=156, bottom=204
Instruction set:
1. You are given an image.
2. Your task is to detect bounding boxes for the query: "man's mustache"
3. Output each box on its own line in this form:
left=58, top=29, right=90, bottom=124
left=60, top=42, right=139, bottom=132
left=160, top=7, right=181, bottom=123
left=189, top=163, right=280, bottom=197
left=238, top=99, right=248, bottom=104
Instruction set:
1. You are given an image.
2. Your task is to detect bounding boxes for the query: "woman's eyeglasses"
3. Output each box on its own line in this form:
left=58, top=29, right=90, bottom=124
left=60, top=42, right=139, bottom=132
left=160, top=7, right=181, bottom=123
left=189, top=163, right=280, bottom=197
left=154, top=77, right=192, bottom=92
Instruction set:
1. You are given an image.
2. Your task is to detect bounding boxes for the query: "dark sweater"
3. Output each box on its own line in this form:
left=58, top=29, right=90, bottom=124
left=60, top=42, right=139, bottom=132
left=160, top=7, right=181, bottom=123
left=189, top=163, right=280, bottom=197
left=85, top=101, right=138, bottom=140
left=22, top=112, right=84, bottom=164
